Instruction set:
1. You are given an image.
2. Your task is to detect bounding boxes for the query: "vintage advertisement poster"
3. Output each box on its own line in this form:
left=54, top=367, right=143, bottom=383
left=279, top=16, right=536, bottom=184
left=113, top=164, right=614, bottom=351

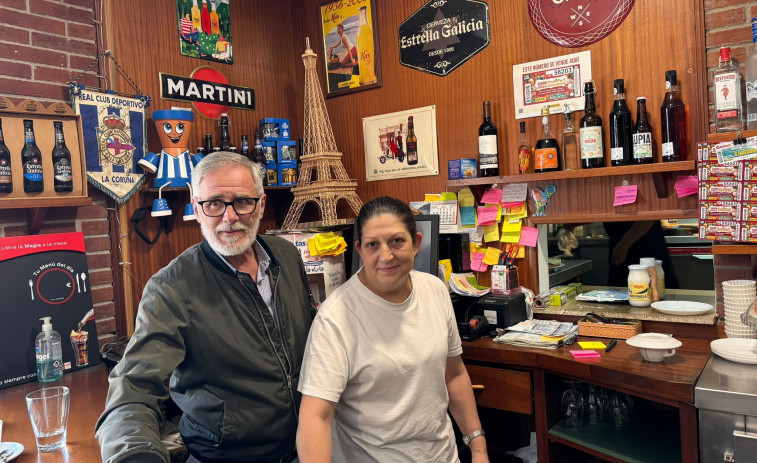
left=320, top=0, right=381, bottom=96
left=177, top=0, right=233, bottom=64
left=512, top=50, right=592, bottom=119
left=71, top=87, right=149, bottom=204
left=0, top=232, right=99, bottom=390
left=362, top=105, right=439, bottom=182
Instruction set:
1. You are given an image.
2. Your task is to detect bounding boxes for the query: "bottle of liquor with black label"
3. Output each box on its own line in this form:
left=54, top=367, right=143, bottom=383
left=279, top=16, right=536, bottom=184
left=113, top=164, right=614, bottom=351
left=609, top=79, right=633, bottom=166
left=660, top=70, right=687, bottom=161
left=478, top=101, right=499, bottom=176
left=217, top=113, right=232, bottom=151
left=22, top=119, right=43, bottom=193
left=406, top=116, right=418, bottom=165
left=52, top=121, right=73, bottom=192
left=0, top=118, right=12, bottom=193
left=580, top=81, right=604, bottom=168
left=633, top=97, right=654, bottom=164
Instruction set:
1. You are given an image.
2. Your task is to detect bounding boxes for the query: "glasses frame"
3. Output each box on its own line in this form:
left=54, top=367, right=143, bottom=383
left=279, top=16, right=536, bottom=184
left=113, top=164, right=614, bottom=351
left=196, top=197, right=260, bottom=217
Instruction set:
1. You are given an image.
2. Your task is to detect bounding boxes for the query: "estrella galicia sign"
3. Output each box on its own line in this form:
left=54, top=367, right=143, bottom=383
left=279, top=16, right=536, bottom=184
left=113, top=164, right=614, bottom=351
left=399, top=0, right=490, bottom=77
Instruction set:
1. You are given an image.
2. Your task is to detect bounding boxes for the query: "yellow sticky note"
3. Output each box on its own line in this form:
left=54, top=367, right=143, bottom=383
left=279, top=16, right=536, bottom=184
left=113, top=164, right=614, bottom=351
left=578, top=341, right=607, bottom=350
left=483, top=247, right=501, bottom=265
left=483, top=224, right=500, bottom=242
left=458, top=187, right=475, bottom=207
left=506, top=202, right=528, bottom=219
left=501, top=232, right=520, bottom=243
left=441, top=192, right=457, bottom=201
left=496, top=204, right=503, bottom=222
left=502, top=220, right=522, bottom=233
left=470, top=243, right=486, bottom=255
left=425, top=194, right=441, bottom=202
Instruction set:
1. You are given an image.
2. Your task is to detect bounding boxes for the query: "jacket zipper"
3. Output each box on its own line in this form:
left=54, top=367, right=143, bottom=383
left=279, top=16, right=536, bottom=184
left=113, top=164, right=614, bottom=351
left=270, top=266, right=298, bottom=418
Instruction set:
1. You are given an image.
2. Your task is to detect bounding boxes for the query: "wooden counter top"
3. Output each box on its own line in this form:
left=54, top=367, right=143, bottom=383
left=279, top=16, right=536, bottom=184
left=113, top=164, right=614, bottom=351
left=0, top=365, right=108, bottom=462
left=462, top=336, right=712, bottom=405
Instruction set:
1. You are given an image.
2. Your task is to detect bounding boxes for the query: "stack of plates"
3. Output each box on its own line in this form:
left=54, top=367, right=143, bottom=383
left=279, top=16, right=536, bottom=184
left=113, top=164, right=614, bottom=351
left=710, top=338, right=757, bottom=364
left=650, top=301, right=713, bottom=316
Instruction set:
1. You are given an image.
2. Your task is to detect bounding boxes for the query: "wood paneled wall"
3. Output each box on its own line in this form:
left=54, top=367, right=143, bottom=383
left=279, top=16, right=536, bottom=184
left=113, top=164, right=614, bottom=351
left=106, top=0, right=707, bottom=327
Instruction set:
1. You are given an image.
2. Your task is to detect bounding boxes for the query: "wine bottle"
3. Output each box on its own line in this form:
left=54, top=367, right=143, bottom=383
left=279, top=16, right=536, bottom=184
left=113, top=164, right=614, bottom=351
left=609, top=79, right=633, bottom=166
left=517, top=121, right=532, bottom=174
left=52, top=121, right=73, bottom=192
left=0, top=118, right=11, bottom=193
left=633, top=97, right=654, bottom=164
left=22, top=119, right=43, bottom=193
left=478, top=101, right=499, bottom=176
left=580, top=81, right=604, bottom=168
left=660, top=70, right=687, bottom=162
left=534, top=106, right=561, bottom=173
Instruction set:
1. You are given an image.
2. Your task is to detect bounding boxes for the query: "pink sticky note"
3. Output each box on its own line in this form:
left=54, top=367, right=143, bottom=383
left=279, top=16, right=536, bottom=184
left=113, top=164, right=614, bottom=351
left=481, top=188, right=503, bottom=204
left=570, top=350, right=601, bottom=359
left=471, top=252, right=486, bottom=271
left=477, top=205, right=499, bottom=225
left=675, top=175, right=698, bottom=190
left=519, top=227, right=539, bottom=247
left=613, top=185, right=638, bottom=206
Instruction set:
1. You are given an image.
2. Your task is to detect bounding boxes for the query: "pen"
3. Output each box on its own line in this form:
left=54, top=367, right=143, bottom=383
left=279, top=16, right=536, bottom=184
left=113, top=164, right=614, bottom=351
left=605, top=340, right=617, bottom=353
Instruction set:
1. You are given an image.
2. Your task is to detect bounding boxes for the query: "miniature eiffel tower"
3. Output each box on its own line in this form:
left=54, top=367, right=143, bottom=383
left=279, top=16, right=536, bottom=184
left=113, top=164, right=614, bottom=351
left=281, top=38, right=363, bottom=230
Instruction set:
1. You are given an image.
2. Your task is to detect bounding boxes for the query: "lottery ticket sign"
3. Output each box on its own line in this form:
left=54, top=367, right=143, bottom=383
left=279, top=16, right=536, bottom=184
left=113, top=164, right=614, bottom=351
left=512, top=50, right=592, bottom=119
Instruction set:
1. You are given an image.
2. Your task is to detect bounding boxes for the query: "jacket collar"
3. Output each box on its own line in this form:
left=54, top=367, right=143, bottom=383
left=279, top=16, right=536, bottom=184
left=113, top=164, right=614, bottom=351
left=200, top=236, right=279, bottom=276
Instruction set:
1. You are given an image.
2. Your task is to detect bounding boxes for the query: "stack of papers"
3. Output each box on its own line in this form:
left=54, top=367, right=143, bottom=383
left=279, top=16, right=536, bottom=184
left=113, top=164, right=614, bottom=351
left=449, top=272, right=490, bottom=297
left=307, top=232, right=347, bottom=256
left=575, top=289, right=628, bottom=302
left=494, top=319, right=578, bottom=349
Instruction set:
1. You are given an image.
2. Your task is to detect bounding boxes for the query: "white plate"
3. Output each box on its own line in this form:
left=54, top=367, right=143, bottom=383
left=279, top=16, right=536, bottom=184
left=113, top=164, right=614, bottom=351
left=651, top=301, right=714, bottom=316
left=0, top=442, right=24, bottom=462
left=626, top=333, right=682, bottom=349
left=711, top=338, right=757, bottom=364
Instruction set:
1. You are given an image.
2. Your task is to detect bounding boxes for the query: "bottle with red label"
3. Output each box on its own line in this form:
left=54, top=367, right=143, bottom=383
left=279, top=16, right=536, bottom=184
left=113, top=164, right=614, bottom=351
left=714, top=47, right=744, bottom=132
left=534, top=106, right=561, bottom=173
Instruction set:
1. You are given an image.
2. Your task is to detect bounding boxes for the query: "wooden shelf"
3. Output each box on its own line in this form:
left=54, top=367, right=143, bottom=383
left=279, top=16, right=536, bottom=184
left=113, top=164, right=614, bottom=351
left=712, top=244, right=757, bottom=255
left=530, top=208, right=699, bottom=225
left=446, top=160, right=696, bottom=188
left=264, top=186, right=293, bottom=191
left=0, top=195, right=91, bottom=210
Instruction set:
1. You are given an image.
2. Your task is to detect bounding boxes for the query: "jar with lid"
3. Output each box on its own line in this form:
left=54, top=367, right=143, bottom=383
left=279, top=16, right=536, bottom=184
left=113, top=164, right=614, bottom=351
left=640, top=257, right=664, bottom=300
left=628, top=264, right=651, bottom=307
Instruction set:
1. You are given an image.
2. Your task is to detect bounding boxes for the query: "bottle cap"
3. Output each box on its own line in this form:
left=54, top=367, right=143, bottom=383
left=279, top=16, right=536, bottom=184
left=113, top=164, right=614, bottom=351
left=519, top=121, right=526, bottom=132
left=719, top=47, right=732, bottom=63
left=40, top=316, right=52, bottom=332
left=636, top=96, right=647, bottom=101
left=665, top=70, right=677, bottom=86
left=613, top=79, right=625, bottom=95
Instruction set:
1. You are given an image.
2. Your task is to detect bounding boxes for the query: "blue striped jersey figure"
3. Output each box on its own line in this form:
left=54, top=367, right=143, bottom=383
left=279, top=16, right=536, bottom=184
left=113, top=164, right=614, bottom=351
left=139, top=108, right=204, bottom=189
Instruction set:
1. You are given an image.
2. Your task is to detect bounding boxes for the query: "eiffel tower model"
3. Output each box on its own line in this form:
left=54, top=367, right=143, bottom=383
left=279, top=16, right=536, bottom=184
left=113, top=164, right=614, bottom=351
left=281, top=38, right=363, bottom=230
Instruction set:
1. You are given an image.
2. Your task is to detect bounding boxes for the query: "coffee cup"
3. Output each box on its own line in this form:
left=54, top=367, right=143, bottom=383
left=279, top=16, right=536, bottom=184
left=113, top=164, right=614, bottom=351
left=639, top=347, right=676, bottom=362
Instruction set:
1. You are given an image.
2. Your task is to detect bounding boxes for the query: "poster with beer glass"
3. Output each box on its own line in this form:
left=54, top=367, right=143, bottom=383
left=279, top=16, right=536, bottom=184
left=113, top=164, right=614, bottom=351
left=0, top=232, right=100, bottom=390
left=320, top=0, right=382, bottom=97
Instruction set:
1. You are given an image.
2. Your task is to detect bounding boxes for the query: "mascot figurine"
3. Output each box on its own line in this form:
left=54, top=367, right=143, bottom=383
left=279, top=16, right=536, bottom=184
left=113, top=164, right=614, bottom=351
left=138, top=107, right=203, bottom=219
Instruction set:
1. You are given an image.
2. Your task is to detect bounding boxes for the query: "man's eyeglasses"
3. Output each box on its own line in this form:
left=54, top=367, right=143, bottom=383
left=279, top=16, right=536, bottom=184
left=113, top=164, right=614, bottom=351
left=196, top=198, right=260, bottom=217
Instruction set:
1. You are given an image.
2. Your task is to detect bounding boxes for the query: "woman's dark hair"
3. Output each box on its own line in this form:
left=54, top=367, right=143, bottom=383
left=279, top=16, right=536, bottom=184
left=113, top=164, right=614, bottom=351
left=355, top=196, right=416, bottom=244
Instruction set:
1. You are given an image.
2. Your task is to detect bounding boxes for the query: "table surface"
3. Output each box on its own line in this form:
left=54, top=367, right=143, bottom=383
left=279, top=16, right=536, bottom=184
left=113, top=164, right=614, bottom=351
left=0, top=365, right=108, bottom=462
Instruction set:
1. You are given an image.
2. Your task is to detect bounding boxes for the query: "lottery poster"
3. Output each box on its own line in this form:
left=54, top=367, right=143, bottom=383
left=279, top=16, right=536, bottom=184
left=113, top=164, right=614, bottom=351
left=512, top=50, right=592, bottom=119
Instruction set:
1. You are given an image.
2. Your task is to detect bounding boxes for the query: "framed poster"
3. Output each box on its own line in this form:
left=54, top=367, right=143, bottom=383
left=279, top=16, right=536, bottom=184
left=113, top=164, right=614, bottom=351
left=362, top=105, right=439, bottom=182
left=320, top=0, right=381, bottom=97
left=177, top=0, right=233, bottom=64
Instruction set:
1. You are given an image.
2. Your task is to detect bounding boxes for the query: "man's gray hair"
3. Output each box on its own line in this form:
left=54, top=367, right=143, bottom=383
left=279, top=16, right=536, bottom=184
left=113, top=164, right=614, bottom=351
left=190, top=151, right=263, bottom=197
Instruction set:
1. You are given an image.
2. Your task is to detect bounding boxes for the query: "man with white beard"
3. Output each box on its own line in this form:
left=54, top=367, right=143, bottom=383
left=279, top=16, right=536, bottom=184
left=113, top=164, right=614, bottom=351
left=97, top=152, right=314, bottom=463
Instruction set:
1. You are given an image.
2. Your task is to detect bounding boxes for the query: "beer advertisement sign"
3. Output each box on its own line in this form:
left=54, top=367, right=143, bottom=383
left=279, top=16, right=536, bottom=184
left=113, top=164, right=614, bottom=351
left=398, top=0, right=490, bottom=77
left=0, top=232, right=99, bottom=390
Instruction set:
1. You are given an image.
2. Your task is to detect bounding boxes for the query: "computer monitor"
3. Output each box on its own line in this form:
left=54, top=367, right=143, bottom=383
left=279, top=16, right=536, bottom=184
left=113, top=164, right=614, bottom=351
left=350, top=214, right=440, bottom=277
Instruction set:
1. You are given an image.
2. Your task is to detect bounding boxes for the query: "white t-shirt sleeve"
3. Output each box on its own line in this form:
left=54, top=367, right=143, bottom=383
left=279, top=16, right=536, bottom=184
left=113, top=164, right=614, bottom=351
left=298, top=315, right=349, bottom=403
left=438, top=280, right=463, bottom=357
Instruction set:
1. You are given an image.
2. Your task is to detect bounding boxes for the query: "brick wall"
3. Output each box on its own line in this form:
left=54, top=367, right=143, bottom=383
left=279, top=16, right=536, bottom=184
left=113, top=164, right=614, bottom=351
left=0, top=0, right=117, bottom=346
left=704, top=0, right=757, bottom=132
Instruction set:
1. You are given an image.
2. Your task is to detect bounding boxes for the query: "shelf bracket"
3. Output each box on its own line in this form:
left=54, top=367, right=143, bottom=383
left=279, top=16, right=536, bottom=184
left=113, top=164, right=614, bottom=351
left=26, top=207, right=49, bottom=235
left=651, top=172, right=668, bottom=198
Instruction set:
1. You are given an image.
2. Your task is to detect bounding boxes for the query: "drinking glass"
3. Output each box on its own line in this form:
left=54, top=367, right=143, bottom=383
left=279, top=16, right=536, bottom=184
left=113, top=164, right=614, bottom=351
left=585, top=384, right=606, bottom=424
left=561, top=380, right=585, bottom=427
left=609, top=391, right=631, bottom=426
left=25, top=386, right=69, bottom=452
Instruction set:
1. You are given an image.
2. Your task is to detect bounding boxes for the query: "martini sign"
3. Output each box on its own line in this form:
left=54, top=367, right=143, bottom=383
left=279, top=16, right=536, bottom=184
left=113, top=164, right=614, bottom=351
left=399, top=0, right=490, bottom=77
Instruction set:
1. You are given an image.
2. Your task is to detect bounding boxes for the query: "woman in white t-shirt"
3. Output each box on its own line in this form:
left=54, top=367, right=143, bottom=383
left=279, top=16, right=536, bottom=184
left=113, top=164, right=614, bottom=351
left=296, top=197, right=489, bottom=463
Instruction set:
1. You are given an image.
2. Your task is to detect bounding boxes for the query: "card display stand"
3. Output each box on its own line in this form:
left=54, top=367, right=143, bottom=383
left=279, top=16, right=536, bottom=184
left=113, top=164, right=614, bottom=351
left=0, top=97, right=91, bottom=233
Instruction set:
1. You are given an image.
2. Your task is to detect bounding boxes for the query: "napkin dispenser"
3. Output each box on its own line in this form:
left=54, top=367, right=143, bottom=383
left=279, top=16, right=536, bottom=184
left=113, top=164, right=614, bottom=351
left=469, top=293, right=528, bottom=329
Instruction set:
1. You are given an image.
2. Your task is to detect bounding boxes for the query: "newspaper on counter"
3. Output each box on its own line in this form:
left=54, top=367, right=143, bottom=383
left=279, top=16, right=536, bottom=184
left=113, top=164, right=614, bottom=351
left=506, top=319, right=575, bottom=336
left=493, top=319, right=578, bottom=349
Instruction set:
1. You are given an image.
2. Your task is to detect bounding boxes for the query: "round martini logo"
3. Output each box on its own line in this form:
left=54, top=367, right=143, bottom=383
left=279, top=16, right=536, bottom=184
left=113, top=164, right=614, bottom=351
left=528, top=0, right=635, bottom=48
left=191, top=67, right=231, bottom=119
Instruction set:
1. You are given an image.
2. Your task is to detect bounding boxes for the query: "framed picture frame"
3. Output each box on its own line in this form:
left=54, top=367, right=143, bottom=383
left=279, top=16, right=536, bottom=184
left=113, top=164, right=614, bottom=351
left=319, top=0, right=382, bottom=97
left=362, top=105, right=439, bottom=182
left=177, top=0, right=233, bottom=65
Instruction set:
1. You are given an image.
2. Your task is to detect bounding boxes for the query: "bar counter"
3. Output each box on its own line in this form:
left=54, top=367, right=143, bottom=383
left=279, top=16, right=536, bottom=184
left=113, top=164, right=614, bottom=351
left=0, top=365, right=107, bottom=462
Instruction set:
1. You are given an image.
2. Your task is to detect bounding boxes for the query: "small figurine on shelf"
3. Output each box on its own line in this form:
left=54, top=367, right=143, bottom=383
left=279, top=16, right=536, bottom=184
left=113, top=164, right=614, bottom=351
left=138, top=107, right=203, bottom=219
left=529, top=184, right=557, bottom=217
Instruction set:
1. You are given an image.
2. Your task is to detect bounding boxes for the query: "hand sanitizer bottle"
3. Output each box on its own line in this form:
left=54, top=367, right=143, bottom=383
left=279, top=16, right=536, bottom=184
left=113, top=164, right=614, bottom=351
left=35, top=317, right=63, bottom=382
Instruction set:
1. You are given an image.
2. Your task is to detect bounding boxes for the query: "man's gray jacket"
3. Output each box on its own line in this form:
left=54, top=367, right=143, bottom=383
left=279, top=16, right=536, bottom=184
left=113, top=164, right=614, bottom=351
left=96, top=236, right=314, bottom=463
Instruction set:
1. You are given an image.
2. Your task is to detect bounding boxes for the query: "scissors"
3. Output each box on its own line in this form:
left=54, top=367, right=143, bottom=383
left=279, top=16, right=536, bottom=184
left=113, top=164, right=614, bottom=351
left=501, top=243, right=520, bottom=267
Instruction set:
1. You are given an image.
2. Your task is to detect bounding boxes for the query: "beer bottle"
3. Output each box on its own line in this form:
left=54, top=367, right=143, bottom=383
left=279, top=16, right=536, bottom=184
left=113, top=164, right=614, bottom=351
left=22, top=119, right=44, bottom=193
left=580, top=81, right=604, bottom=168
left=0, top=118, right=12, bottom=193
left=406, top=116, right=418, bottom=165
left=633, top=97, right=654, bottom=164
left=52, top=121, right=73, bottom=192
left=217, top=113, right=232, bottom=151
left=204, top=134, right=214, bottom=155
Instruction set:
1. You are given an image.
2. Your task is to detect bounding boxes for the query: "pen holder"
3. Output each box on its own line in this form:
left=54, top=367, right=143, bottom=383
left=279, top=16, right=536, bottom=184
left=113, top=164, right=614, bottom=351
left=491, top=264, right=520, bottom=295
